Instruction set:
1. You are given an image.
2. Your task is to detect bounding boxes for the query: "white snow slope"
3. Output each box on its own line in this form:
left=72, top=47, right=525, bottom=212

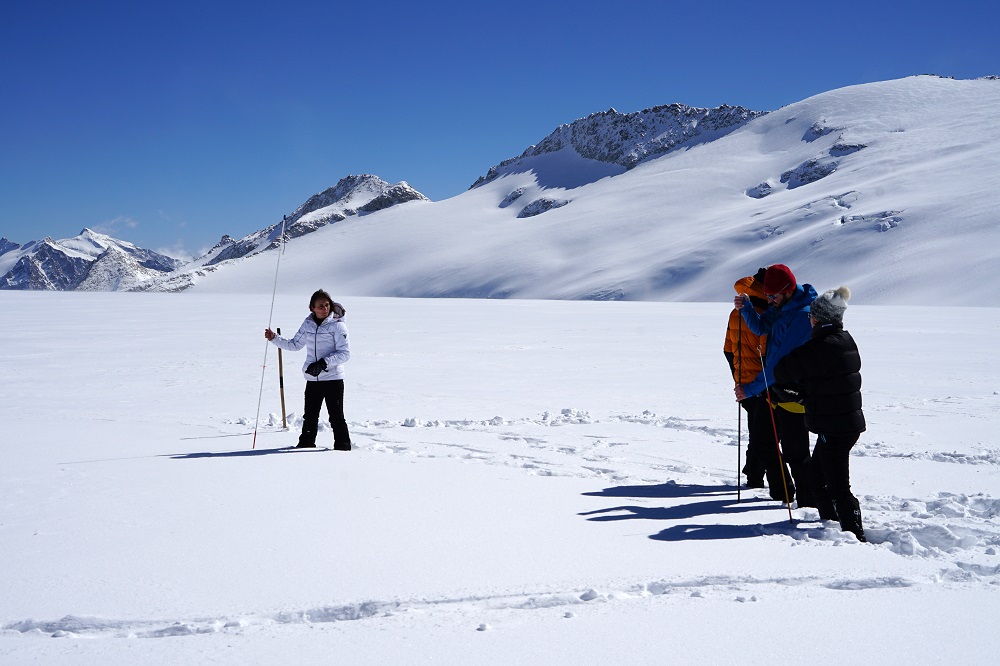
left=1, top=292, right=998, bottom=664
left=182, top=76, right=1000, bottom=306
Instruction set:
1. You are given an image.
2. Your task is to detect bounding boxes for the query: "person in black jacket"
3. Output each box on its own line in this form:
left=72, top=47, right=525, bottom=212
left=774, top=286, right=867, bottom=542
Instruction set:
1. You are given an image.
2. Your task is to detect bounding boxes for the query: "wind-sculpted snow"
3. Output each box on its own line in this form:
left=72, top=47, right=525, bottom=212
left=747, top=129, right=867, bottom=198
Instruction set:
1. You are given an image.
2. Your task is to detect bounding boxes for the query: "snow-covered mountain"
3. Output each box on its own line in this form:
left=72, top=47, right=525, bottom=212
left=0, top=176, right=428, bottom=292
left=470, top=102, right=767, bottom=191
left=0, top=237, right=20, bottom=256
left=178, top=75, right=1000, bottom=306
left=7, top=76, right=999, bottom=304
left=75, top=244, right=172, bottom=292
left=199, top=175, right=427, bottom=267
left=140, top=175, right=429, bottom=292
left=0, top=229, right=182, bottom=291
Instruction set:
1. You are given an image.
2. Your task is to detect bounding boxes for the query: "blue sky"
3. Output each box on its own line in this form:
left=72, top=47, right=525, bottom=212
left=2, top=0, right=997, bottom=257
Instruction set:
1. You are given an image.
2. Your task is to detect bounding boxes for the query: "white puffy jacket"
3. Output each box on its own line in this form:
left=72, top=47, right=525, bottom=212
left=270, top=313, right=350, bottom=381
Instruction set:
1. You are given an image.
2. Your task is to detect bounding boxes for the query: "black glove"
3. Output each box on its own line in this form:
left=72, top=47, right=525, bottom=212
left=305, top=359, right=327, bottom=377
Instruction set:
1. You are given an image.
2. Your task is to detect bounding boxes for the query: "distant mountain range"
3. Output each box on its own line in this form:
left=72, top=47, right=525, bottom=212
left=0, top=103, right=768, bottom=293
left=4, top=75, right=999, bottom=305
left=0, top=175, right=427, bottom=292
left=0, top=230, right=182, bottom=291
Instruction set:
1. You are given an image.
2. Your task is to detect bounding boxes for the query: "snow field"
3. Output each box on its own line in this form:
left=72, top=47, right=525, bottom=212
left=1, top=292, right=998, bottom=664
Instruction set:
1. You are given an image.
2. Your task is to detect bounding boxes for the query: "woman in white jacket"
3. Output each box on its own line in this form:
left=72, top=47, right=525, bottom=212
left=265, top=289, right=352, bottom=450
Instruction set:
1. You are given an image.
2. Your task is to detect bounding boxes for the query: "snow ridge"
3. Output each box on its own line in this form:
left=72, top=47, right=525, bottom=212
left=202, top=175, right=427, bottom=267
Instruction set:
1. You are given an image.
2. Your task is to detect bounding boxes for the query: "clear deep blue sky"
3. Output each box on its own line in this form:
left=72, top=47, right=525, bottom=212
left=2, top=0, right=997, bottom=257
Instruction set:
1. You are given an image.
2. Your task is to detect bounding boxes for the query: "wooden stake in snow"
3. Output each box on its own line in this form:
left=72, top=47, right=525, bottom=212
left=277, top=327, right=287, bottom=430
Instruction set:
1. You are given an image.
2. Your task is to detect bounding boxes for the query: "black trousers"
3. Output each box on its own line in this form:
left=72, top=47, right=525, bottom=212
left=746, top=397, right=793, bottom=501
left=740, top=395, right=772, bottom=484
left=773, top=405, right=816, bottom=506
left=810, top=433, right=862, bottom=528
left=301, top=379, right=351, bottom=449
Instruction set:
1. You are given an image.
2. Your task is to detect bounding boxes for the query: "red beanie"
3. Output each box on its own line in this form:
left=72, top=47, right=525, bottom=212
left=763, top=264, right=796, bottom=295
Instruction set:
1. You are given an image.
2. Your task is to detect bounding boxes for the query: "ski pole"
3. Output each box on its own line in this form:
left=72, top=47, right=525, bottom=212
left=759, top=344, right=794, bottom=523
left=737, top=401, right=742, bottom=502
left=252, top=215, right=288, bottom=449
left=737, top=313, right=743, bottom=502
left=277, top=327, right=287, bottom=430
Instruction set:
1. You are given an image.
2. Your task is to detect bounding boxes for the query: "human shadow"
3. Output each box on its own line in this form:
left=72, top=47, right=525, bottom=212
left=178, top=432, right=254, bottom=441
left=580, top=480, right=791, bottom=542
left=650, top=521, right=793, bottom=542
left=167, top=447, right=330, bottom=460
left=580, top=496, right=769, bottom=523
left=583, top=481, right=734, bottom=499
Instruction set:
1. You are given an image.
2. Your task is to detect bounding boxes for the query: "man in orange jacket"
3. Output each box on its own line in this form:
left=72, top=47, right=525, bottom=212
left=724, top=269, right=788, bottom=498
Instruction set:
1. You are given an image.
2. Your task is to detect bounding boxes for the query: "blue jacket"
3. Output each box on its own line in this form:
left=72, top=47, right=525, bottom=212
left=738, top=283, right=817, bottom=398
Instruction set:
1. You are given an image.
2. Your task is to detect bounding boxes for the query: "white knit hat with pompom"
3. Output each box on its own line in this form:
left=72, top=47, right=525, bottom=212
left=811, top=286, right=851, bottom=323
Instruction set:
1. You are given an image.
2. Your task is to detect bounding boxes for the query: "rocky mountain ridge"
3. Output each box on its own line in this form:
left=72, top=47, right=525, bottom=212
left=201, top=175, right=426, bottom=268
left=0, top=175, right=427, bottom=291
left=470, top=102, right=767, bottom=189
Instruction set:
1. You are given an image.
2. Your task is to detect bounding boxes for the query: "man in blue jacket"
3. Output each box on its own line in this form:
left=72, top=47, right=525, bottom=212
left=734, top=264, right=817, bottom=506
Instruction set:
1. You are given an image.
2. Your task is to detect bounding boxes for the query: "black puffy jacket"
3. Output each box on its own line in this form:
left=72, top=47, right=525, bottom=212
left=773, top=322, right=866, bottom=435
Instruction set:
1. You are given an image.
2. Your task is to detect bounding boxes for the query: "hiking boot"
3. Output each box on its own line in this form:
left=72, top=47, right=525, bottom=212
left=836, top=498, right=867, bottom=542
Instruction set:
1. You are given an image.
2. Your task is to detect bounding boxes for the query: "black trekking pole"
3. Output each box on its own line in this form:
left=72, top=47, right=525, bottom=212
left=737, top=402, right=743, bottom=502
left=737, top=315, right=743, bottom=503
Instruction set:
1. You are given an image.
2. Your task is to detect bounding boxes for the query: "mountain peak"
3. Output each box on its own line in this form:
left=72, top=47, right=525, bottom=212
left=194, top=175, right=428, bottom=271
left=0, top=237, right=21, bottom=257
left=0, top=230, right=182, bottom=292
left=471, top=102, right=767, bottom=189
left=76, top=244, right=162, bottom=292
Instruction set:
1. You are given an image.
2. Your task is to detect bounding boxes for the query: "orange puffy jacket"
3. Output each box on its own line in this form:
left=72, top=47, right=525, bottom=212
left=724, top=276, right=768, bottom=385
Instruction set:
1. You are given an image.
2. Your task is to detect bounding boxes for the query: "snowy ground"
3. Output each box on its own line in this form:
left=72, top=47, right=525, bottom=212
left=1, top=292, right=999, bottom=664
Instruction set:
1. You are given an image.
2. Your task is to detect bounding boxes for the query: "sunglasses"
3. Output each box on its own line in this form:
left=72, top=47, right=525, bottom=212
left=765, top=293, right=782, bottom=301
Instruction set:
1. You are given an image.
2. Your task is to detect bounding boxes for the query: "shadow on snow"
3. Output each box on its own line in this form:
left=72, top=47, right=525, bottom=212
left=167, top=447, right=330, bottom=459
left=583, top=481, right=733, bottom=499
left=581, top=480, right=792, bottom=542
